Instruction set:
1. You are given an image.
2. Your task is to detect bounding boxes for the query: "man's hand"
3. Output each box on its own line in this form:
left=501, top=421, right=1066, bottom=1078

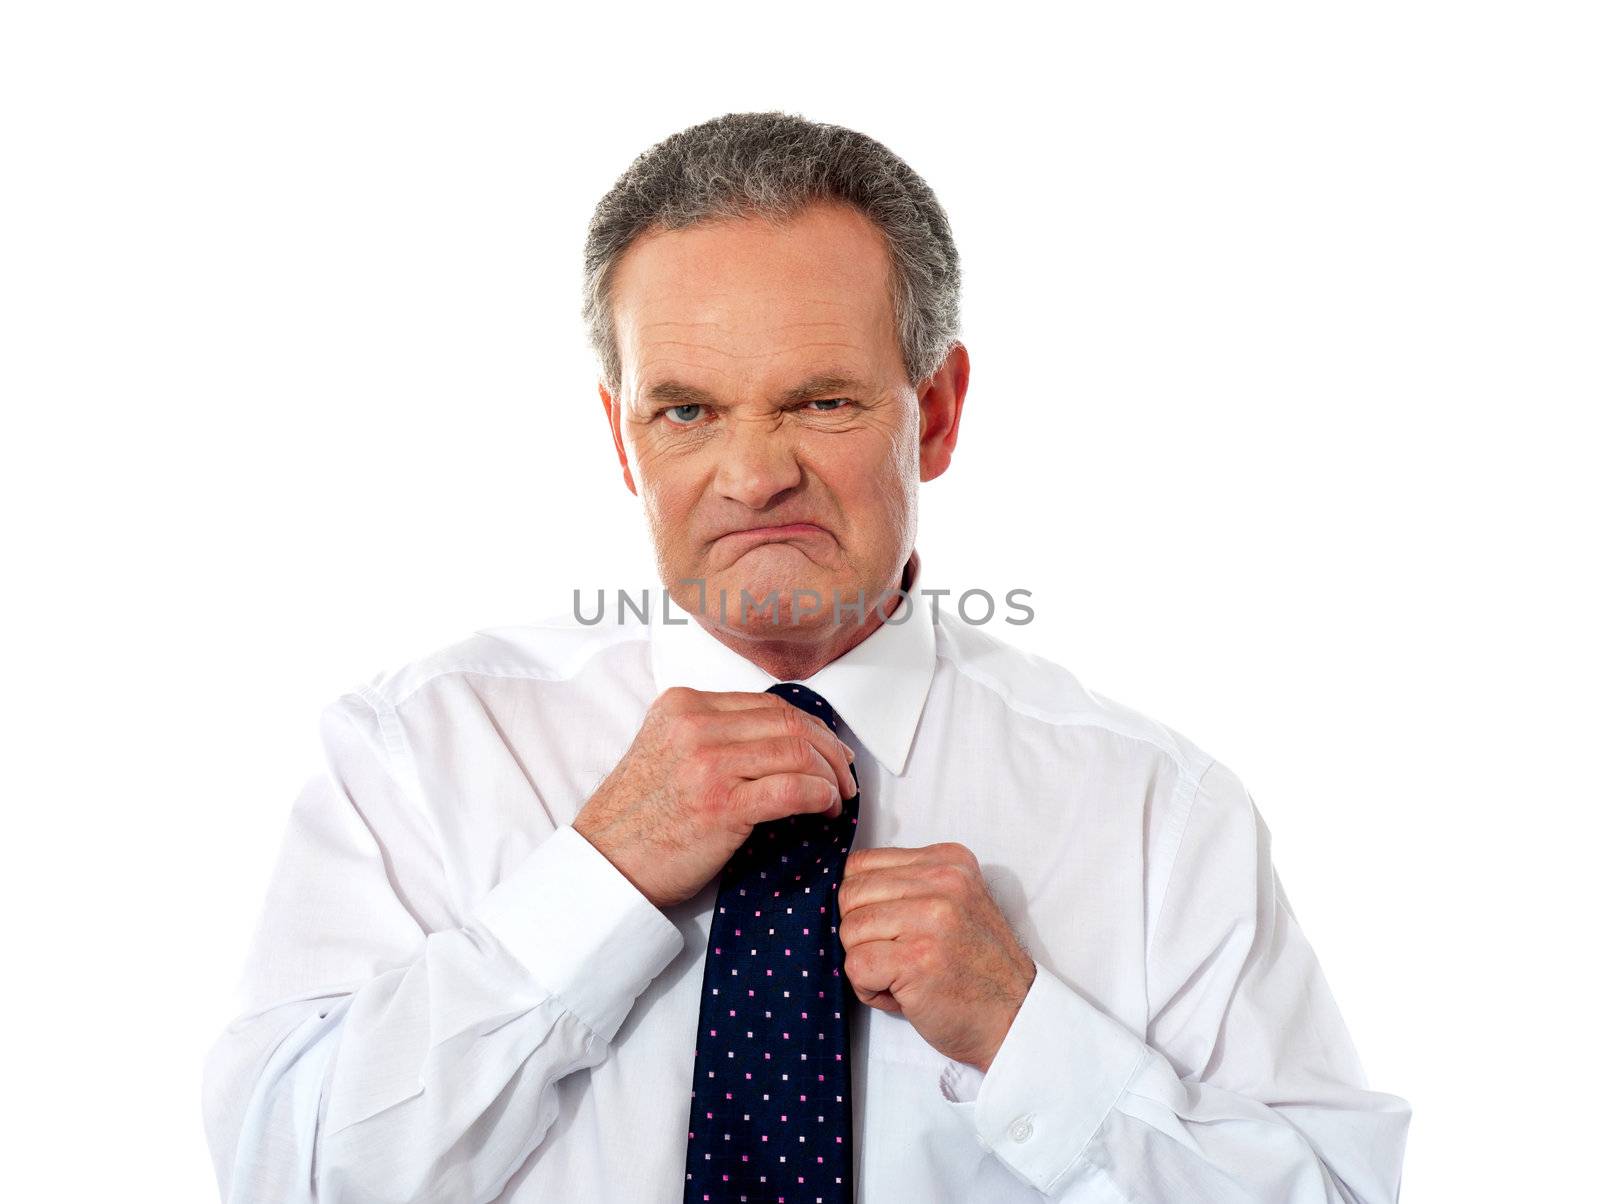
left=839, top=842, right=1037, bottom=1073
left=573, top=686, right=857, bottom=910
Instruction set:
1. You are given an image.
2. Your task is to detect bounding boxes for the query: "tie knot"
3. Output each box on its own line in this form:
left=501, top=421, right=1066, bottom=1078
left=767, top=681, right=842, bottom=733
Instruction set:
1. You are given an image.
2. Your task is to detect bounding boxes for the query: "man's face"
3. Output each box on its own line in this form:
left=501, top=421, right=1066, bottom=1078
left=601, top=199, right=961, bottom=640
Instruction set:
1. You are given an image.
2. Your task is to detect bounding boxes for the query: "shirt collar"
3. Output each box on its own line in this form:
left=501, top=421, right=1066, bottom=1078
left=648, top=549, right=935, bottom=776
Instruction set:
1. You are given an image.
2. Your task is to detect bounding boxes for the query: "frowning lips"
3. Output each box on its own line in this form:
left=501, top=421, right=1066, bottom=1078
left=712, top=521, right=831, bottom=544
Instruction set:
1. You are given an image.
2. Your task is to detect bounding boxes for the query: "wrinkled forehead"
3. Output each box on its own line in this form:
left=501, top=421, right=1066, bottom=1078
left=608, top=202, right=902, bottom=402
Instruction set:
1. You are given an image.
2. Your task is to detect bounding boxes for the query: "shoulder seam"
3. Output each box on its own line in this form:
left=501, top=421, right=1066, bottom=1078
left=348, top=684, right=429, bottom=812
left=378, top=626, right=650, bottom=711
left=934, top=642, right=1202, bottom=777
left=349, top=684, right=408, bottom=763
left=1145, top=755, right=1222, bottom=963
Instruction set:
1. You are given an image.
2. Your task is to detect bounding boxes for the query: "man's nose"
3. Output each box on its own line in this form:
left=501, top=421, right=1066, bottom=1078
left=713, top=416, right=803, bottom=509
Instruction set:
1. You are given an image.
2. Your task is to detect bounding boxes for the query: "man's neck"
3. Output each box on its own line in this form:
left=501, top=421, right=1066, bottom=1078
left=695, top=551, right=917, bottom=682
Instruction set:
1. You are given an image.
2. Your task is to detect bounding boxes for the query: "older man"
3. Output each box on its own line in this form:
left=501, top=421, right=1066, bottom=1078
left=202, top=112, right=1410, bottom=1203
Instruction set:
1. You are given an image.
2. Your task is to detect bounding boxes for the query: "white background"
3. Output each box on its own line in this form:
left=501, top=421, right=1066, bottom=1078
left=3, top=3, right=1595, bottom=1200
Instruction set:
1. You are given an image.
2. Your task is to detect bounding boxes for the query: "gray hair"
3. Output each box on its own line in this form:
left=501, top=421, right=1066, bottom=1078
left=582, top=110, right=961, bottom=394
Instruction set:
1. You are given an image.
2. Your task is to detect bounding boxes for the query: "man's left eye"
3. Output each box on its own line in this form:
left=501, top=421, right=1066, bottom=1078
left=810, top=398, right=849, bottom=412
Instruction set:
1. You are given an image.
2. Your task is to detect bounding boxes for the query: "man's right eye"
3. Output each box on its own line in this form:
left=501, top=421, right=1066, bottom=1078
left=663, top=404, right=704, bottom=424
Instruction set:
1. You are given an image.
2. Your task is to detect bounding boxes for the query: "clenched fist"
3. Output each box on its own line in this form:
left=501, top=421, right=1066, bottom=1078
left=839, top=842, right=1038, bottom=1073
left=573, top=686, right=857, bottom=909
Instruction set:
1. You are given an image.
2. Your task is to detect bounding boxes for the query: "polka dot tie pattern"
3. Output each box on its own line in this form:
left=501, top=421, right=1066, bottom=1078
left=682, top=682, right=861, bottom=1204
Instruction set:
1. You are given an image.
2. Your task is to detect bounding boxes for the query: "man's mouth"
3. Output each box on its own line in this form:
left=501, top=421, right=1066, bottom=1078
left=716, top=522, right=829, bottom=545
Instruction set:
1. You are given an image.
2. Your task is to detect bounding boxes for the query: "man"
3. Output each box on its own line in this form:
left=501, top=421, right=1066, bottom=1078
left=202, top=111, right=1410, bottom=1202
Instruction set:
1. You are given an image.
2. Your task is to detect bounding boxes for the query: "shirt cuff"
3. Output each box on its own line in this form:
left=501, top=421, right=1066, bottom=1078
left=940, top=961, right=1150, bottom=1194
left=473, top=824, right=685, bottom=1043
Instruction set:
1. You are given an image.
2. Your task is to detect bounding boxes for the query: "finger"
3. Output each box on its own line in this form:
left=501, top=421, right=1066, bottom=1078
left=771, top=702, right=857, bottom=803
left=717, top=735, right=838, bottom=793
left=839, top=897, right=949, bottom=948
left=661, top=688, right=811, bottom=720
left=689, top=710, right=855, bottom=802
left=844, top=844, right=950, bottom=878
left=843, top=939, right=900, bottom=1002
left=837, top=864, right=952, bottom=917
left=730, top=771, right=842, bottom=826
left=694, top=690, right=811, bottom=712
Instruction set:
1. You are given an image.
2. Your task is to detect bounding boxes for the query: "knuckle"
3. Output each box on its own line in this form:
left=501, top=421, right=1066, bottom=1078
left=924, top=895, right=957, bottom=928
left=942, top=841, right=980, bottom=868
left=930, top=863, right=968, bottom=893
left=772, top=774, right=804, bottom=809
left=659, top=685, right=692, bottom=709
left=783, top=733, right=813, bottom=768
left=699, top=778, right=733, bottom=819
left=685, top=744, right=720, bottom=779
left=779, top=705, right=808, bottom=740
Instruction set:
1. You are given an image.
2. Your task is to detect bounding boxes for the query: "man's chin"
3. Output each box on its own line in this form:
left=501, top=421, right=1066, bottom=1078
left=683, top=569, right=846, bottom=632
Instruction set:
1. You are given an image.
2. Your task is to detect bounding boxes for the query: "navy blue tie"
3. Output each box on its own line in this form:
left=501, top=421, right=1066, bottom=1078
left=683, top=682, right=861, bottom=1204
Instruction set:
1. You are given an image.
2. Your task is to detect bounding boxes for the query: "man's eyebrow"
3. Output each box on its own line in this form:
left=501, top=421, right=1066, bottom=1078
left=639, top=373, right=869, bottom=408
left=777, top=373, right=867, bottom=403
left=639, top=380, right=720, bottom=407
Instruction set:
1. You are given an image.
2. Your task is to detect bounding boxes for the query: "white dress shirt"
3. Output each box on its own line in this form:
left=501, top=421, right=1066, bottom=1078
left=202, top=551, right=1410, bottom=1203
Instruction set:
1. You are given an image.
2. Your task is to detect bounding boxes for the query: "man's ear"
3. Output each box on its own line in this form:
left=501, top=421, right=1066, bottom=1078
left=917, top=341, right=970, bottom=483
left=598, top=380, right=638, bottom=496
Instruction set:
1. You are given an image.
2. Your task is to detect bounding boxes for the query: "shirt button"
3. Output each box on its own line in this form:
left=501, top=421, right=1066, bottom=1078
left=1008, top=1116, right=1034, bottom=1143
